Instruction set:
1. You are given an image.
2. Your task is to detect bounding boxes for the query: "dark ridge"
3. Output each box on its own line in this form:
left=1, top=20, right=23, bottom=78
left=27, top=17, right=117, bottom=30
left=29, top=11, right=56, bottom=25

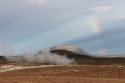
left=0, top=56, right=8, bottom=64
left=50, top=49, right=93, bottom=59
left=50, top=49, right=125, bottom=65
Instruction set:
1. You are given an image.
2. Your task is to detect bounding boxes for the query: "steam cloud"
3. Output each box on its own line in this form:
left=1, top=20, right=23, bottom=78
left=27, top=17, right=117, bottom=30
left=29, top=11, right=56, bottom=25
left=6, top=49, right=75, bottom=65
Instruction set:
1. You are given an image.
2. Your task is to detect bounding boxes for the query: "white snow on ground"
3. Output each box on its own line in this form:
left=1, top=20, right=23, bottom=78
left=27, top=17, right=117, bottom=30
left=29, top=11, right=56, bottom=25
left=0, top=65, right=60, bottom=73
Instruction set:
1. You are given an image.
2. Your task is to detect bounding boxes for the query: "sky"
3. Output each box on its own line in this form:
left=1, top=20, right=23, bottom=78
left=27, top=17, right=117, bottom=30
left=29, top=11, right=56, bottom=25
left=0, top=0, right=125, bottom=55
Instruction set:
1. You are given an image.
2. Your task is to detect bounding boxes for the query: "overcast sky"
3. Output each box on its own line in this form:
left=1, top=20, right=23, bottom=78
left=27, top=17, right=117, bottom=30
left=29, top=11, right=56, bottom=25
left=0, top=0, right=125, bottom=55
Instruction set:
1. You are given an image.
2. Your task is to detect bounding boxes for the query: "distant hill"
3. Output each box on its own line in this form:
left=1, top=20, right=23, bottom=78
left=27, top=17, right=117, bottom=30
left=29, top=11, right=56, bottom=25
left=50, top=46, right=125, bottom=65
left=1, top=46, right=125, bottom=65
left=50, top=46, right=90, bottom=55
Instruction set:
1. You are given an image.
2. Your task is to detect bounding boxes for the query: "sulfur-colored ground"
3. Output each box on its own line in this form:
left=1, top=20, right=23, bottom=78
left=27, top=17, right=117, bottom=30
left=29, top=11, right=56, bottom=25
left=0, top=64, right=125, bottom=83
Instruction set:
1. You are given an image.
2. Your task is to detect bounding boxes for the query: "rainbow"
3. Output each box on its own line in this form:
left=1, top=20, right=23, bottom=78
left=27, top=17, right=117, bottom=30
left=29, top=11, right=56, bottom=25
left=89, top=15, right=101, bottom=34
left=84, top=0, right=108, bottom=54
left=84, top=0, right=101, bottom=34
left=88, top=15, right=108, bottom=54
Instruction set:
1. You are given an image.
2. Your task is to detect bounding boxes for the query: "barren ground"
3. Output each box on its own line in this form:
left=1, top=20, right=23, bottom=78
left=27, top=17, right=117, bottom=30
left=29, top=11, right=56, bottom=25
left=0, top=64, right=125, bottom=83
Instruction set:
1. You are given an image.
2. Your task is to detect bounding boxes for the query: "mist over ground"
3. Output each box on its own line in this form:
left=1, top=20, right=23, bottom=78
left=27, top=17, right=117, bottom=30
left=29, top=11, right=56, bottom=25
left=5, top=49, right=75, bottom=65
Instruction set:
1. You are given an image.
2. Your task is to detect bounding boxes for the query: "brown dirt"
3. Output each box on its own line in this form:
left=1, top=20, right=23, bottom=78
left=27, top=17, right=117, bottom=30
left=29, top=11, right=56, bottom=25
left=0, top=65, right=125, bottom=83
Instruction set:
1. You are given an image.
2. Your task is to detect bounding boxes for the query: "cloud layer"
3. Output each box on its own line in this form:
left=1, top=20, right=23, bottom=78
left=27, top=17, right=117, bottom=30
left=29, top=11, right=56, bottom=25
left=24, top=0, right=48, bottom=5
left=0, top=0, right=125, bottom=55
left=91, top=6, right=112, bottom=14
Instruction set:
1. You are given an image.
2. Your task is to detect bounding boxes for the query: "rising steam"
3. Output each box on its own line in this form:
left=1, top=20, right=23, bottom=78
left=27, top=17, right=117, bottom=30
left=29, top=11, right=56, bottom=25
left=6, top=49, right=75, bottom=65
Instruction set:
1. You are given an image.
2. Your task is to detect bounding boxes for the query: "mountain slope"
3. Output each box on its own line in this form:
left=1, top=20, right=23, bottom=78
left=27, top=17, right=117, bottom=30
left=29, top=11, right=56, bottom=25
left=51, top=46, right=90, bottom=55
left=50, top=46, right=125, bottom=65
left=1, top=46, right=125, bottom=65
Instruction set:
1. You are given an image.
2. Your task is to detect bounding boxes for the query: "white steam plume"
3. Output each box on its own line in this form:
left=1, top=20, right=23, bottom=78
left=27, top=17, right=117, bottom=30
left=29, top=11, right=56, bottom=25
left=6, top=49, right=75, bottom=65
